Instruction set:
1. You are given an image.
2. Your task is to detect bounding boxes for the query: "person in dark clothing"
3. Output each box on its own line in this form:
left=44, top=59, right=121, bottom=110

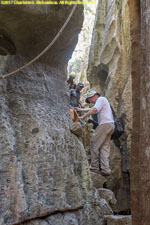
left=70, top=83, right=84, bottom=108
left=67, top=73, right=76, bottom=89
left=70, top=83, right=84, bottom=122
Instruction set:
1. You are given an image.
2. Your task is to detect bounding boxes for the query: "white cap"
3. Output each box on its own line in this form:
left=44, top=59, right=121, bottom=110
left=85, top=90, right=97, bottom=103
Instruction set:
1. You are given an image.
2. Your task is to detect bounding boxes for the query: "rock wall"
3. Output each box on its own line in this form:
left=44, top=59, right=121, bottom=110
left=87, top=0, right=132, bottom=213
left=128, top=0, right=141, bottom=224
left=0, top=5, right=112, bottom=225
left=132, top=0, right=150, bottom=224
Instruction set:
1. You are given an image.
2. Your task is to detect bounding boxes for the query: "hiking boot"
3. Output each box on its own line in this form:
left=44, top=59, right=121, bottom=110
left=89, top=166, right=101, bottom=174
left=90, top=169, right=101, bottom=174
left=100, top=170, right=111, bottom=177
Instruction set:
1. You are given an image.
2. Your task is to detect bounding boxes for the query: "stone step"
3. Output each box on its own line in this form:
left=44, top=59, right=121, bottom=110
left=105, top=215, right=132, bottom=225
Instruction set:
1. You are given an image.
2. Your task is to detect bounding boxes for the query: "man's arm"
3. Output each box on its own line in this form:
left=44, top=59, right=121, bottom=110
left=74, top=107, right=91, bottom=112
left=79, top=107, right=98, bottom=120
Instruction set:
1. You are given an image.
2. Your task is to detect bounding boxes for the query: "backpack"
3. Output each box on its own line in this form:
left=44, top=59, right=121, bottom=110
left=110, top=106, right=124, bottom=140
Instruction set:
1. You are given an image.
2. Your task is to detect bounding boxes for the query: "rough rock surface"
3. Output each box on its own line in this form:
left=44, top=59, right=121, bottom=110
left=87, top=0, right=131, bottom=213
left=90, top=172, right=107, bottom=189
left=0, top=5, right=112, bottom=225
left=98, top=188, right=117, bottom=206
left=128, top=0, right=140, bottom=224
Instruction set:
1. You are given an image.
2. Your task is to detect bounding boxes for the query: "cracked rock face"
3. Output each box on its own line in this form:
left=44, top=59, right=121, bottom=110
left=0, top=5, right=112, bottom=225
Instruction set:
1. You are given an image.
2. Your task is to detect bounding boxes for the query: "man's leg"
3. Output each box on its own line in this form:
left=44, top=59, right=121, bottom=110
left=100, top=124, right=115, bottom=174
left=90, top=124, right=111, bottom=170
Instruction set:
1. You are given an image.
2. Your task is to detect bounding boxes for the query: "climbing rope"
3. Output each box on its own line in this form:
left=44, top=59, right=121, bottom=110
left=0, top=3, right=78, bottom=80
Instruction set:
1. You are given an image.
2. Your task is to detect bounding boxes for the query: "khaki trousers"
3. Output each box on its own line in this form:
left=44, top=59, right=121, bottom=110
left=91, top=123, right=115, bottom=173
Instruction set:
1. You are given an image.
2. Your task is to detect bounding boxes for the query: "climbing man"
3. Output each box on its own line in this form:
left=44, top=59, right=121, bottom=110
left=67, top=73, right=76, bottom=89
left=70, top=83, right=84, bottom=122
left=75, top=90, right=114, bottom=176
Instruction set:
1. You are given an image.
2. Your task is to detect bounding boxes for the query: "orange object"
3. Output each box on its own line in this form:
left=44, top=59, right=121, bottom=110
left=70, top=108, right=79, bottom=122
